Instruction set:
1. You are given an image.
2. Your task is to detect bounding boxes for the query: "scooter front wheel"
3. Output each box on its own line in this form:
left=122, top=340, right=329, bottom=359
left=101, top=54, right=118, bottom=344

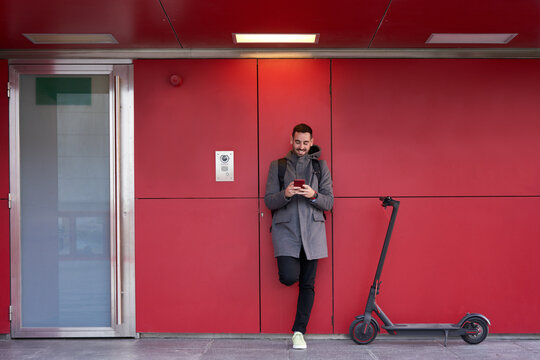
left=350, top=316, right=378, bottom=345
left=460, top=317, right=489, bottom=344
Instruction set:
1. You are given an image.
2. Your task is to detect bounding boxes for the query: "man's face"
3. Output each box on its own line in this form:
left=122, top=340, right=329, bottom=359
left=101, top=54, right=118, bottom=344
left=290, top=131, right=313, bottom=157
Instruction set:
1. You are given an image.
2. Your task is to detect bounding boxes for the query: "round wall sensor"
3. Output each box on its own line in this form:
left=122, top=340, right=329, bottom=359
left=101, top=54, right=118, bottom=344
left=169, top=74, right=183, bottom=87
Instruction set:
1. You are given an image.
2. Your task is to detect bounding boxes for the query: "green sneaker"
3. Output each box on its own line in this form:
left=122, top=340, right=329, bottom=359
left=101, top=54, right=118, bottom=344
left=292, top=331, right=307, bottom=350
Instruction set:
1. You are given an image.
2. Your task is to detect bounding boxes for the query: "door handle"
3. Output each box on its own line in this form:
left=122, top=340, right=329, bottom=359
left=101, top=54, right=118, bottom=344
left=114, top=75, right=122, bottom=325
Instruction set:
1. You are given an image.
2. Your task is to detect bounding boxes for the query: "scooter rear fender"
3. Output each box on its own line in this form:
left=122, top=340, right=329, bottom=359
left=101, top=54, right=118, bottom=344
left=457, top=313, right=491, bottom=327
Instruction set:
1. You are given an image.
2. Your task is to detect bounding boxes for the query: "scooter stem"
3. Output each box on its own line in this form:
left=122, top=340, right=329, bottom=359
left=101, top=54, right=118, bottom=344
left=373, top=197, right=400, bottom=284
left=360, top=198, right=399, bottom=335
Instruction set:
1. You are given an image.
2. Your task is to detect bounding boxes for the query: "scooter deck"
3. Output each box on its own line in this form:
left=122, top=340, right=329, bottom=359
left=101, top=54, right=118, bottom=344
left=382, top=323, right=470, bottom=347
left=383, top=324, right=460, bottom=331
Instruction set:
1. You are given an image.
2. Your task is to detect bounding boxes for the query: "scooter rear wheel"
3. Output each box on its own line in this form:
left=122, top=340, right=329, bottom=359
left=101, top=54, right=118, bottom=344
left=350, top=317, right=378, bottom=345
left=460, top=317, right=489, bottom=344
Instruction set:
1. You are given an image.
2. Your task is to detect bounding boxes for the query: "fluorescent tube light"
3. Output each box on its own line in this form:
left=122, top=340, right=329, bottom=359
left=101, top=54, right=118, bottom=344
left=426, top=33, right=517, bottom=44
left=233, top=33, right=319, bottom=44
left=23, top=33, right=118, bottom=44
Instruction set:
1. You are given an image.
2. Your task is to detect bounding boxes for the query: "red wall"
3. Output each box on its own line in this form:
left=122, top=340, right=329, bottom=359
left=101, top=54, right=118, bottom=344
left=334, top=197, right=540, bottom=334
left=0, top=59, right=10, bottom=334
left=0, top=204, right=8, bottom=334
left=134, top=60, right=260, bottom=332
left=332, top=59, right=540, bottom=334
left=136, top=199, right=260, bottom=332
left=332, top=59, right=540, bottom=197
left=135, top=59, right=258, bottom=199
left=132, top=58, right=540, bottom=335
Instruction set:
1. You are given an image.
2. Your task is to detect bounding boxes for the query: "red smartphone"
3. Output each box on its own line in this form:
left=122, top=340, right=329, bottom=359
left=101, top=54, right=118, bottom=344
left=293, top=179, right=305, bottom=187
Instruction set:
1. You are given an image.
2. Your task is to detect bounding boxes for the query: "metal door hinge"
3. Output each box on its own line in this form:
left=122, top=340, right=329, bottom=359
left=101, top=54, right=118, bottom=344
left=8, top=193, right=12, bottom=209
left=7, top=82, right=11, bottom=98
left=9, top=306, right=12, bottom=321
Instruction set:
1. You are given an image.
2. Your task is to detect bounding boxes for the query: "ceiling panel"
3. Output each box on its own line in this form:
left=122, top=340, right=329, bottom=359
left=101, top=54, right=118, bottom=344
left=0, top=0, right=179, bottom=49
left=134, top=0, right=389, bottom=48
left=373, top=0, right=540, bottom=48
left=1, top=0, right=540, bottom=52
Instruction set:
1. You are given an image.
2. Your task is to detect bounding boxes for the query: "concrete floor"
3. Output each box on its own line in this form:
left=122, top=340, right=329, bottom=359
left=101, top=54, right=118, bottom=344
left=1, top=335, right=539, bottom=359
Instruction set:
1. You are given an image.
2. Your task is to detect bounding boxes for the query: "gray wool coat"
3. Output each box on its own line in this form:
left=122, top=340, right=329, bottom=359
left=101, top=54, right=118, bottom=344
left=264, top=145, right=334, bottom=260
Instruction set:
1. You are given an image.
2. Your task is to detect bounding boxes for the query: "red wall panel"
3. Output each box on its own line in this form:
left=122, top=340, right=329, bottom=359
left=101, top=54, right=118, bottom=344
left=0, top=60, right=8, bottom=196
left=258, top=59, right=332, bottom=195
left=0, top=204, right=9, bottom=334
left=334, top=197, right=540, bottom=334
left=134, top=59, right=258, bottom=198
left=136, top=199, right=259, bottom=333
left=258, top=59, right=333, bottom=333
left=0, top=60, right=9, bottom=334
left=332, top=59, right=540, bottom=197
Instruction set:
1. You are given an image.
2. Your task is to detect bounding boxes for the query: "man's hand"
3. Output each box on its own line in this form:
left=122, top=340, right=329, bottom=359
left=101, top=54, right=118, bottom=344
left=285, top=182, right=316, bottom=199
left=297, top=184, right=316, bottom=199
left=284, top=182, right=297, bottom=198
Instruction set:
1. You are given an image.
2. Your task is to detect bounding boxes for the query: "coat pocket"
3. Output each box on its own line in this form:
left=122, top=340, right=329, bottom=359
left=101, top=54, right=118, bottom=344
left=274, top=212, right=291, bottom=224
left=313, top=211, right=325, bottom=222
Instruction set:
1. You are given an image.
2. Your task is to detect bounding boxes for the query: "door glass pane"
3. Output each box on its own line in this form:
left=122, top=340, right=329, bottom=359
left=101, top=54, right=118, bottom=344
left=19, top=75, right=111, bottom=327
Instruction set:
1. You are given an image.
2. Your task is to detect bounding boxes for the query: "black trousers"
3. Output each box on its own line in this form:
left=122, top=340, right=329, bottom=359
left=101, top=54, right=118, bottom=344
left=276, top=247, right=318, bottom=334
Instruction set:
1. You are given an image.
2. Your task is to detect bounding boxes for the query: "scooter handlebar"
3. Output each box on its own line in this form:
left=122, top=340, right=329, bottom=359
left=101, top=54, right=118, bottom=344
left=379, top=196, right=400, bottom=208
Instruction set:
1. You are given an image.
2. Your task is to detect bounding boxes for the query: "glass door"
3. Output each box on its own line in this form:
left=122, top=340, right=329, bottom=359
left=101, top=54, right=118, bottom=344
left=9, top=64, right=135, bottom=337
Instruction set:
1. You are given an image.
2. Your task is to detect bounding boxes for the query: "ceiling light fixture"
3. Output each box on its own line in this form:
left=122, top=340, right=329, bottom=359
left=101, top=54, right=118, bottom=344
left=23, top=33, right=118, bottom=44
left=426, top=33, right=517, bottom=44
left=233, top=33, right=319, bottom=44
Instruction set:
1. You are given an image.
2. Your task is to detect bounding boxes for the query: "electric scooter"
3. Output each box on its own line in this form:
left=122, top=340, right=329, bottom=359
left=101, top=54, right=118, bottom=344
left=349, top=197, right=490, bottom=346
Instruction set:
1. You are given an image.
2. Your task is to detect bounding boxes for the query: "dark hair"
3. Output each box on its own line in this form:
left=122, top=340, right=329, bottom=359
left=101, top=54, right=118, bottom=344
left=292, top=123, right=313, bottom=137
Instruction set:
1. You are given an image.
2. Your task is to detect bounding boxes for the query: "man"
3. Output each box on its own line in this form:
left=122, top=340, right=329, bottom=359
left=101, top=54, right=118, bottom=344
left=264, top=123, right=334, bottom=349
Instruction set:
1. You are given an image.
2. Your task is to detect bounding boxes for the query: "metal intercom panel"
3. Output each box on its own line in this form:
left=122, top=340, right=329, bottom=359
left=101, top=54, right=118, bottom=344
left=215, top=151, right=234, bottom=181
